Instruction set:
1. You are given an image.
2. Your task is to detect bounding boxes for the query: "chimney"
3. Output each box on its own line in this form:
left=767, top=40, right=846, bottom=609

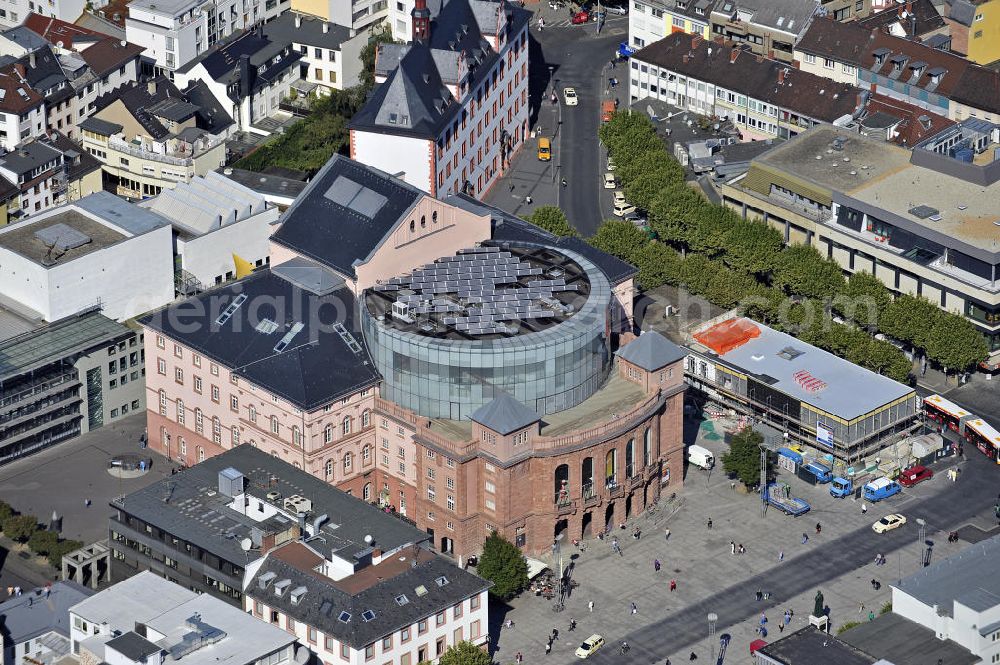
left=729, top=48, right=739, bottom=63
left=239, top=53, right=251, bottom=96
left=691, top=34, right=702, bottom=49
left=778, top=67, right=787, bottom=84
left=294, top=14, right=301, bottom=27
left=412, top=0, right=431, bottom=44
left=683, top=53, right=690, bottom=63
left=28, top=52, right=35, bottom=68
left=148, top=79, right=157, bottom=95
left=322, top=22, right=329, bottom=33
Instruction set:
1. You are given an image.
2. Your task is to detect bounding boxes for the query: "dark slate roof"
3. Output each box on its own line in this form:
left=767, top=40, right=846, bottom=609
left=218, top=167, right=308, bottom=199
left=106, top=632, right=163, bottom=661
left=856, top=0, right=945, bottom=38
left=177, top=29, right=302, bottom=102
left=662, top=0, right=718, bottom=23
left=0, top=140, right=62, bottom=177
left=95, top=77, right=233, bottom=140
left=445, top=194, right=639, bottom=284
left=632, top=34, right=861, bottom=123
left=79, top=116, right=123, bottom=135
left=78, top=37, right=143, bottom=77
left=0, top=582, right=92, bottom=645
left=946, top=0, right=977, bottom=26
left=246, top=545, right=489, bottom=650
left=471, top=392, right=540, bottom=434
left=269, top=155, right=424, bottom=279
left=262, top=11, right=354, bottom=50
left=616, top=331, right=687, bottom=371
left=116, top=446, right=430, bottom=565
left=840, top=613, right=978, bottom=665
left=49, top=132, right=102, bottom=181
left=757, top=626, right=876, bottom=665
left=350, top=0, right=530, bottom=140
left=711, top=0, right=817, bottom=35
left=140, top=269, right=380, bottom=410
left=951, top=64, right=1000, bottom=116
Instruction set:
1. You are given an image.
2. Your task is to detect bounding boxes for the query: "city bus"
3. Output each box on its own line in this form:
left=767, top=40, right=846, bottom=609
left=923, top=394, right=972, bottom=433
left=963, top=418, right=1000, bottom=464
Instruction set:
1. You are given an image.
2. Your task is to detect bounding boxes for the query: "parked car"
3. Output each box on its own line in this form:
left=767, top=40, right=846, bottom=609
left=612, top=190, right=626, bottom=205
left=613, top=201, right=636, bottom=217
left=607, top=156, right=616, bottom=170
left=564, top=87, right=579, bottom=106
left=898, top=465, right=933, bottom=487
left=537, top=137, right=552, bottom=161
left=606, top=4, right=627, bottom=13
left=603, top=173, right=617, bottom=188
left=872, top=513, right=907, bottom=533
left=571, top=10, right=589, bottom=23
left=624, top=211, right=648, bottom=226
left=575, top=635, right=605, bottom=659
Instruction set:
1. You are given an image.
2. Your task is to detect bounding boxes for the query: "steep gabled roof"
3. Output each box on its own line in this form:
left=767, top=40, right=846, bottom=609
left=77, top=36, right=143, bottom=77
left=22, top=12, right=105, bottom=48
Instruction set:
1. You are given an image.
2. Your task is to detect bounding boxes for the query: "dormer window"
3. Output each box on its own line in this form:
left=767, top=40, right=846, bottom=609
left=676, top=0, right=687, bottom=8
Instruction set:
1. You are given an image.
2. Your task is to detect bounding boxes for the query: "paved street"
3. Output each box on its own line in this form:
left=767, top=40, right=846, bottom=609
left=0, top=413, right=173, bottom=590
left=491, top=421, right=999, bottom=664
left=486, top=8, right=627, bottom=236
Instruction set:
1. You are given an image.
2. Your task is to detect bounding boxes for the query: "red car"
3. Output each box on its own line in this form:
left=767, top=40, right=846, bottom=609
left=898, top=465, right=934, bottom=487
left=571, top=10, right=589, bottom=23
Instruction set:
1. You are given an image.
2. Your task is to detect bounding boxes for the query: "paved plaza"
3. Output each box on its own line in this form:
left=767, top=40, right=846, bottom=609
left=490, top=420, right=999, bottom=664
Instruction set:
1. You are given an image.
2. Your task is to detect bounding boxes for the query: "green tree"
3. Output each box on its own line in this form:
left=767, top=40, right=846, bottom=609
left=359, top=24, right=396, bottom=91
left=47, top=539, right=83, bottom=569
left=436, top=641, right=493, bottom=665
left=834, top=271, right=891, bottom=328
left=678, top=253, right=716, bottom=295
left=477, top=531, right=528, bottom=601
left=3, top=514, right=38, bottom=542
left=631, top=241, right=682, bottom=290
left=772, top=245, right=846, bottom=299
left=648, top=183, right=705, bottom=247
left=704, top=267, right=759, bottom=309
left=926, top=314, right=988, bottom=373
left=0, top=500, right=12, bottom=523
left=722, top=219, right=784, bottom=275
left=527, top=206, right=576, bottom=237
left=722, top=427, right=763, bottom=488
left=879, top=295, right=936, bottom=350
left=588, top=220, right=648, bottom=261
left=684, top=206, right=730, bottom=258
left=28, top=529, right=59, bottom=556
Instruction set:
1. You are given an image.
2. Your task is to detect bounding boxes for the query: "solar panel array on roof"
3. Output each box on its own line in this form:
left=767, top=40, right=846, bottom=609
left=324, top=175, right=387, bottom=219
left=373, top=246, right=581, bottom=336
left=33, top=223, right=92, bottom=250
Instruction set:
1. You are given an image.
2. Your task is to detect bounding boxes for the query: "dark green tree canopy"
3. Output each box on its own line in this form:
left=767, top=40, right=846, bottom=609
left=527, top=206, right=576, bottom=237
left=721, top=427, right=764, bottom=488
left=477, top=531, right=528, bottom=600
left=435, top=641, right=493, bottom=665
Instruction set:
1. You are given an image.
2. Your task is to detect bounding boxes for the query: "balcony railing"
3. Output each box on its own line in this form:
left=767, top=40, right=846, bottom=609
left=107, top=136, right=221, bottom=167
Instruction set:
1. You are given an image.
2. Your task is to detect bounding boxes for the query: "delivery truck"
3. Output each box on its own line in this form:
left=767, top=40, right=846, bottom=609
left=862, top=476, right=902, bottom=502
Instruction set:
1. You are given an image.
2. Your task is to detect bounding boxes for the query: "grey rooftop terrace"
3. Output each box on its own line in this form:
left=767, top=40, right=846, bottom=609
left=893, top=533, right=1000, bottom=617
left=113, top=446, right=430, bottom=565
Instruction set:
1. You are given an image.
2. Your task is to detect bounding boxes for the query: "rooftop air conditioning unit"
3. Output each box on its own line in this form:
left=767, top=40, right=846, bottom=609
left=283, top=495, right=313, bottom=514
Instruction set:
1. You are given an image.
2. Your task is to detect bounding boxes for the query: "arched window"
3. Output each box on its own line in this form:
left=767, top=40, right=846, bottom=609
left=342, top=416, right=352, bottom=436
left=363, top=482, right=372, bottom=501
left=324, top=424, right=334, bottom=444
left=270, top=415, right=279, bottom=434
left=409, top=220, right=415, bottom=232
left=158, top=389, right=167, bottom=416
left=248, top=405, right=256, bottom=423
left=432, top=211, right=438, bottom=223
left=361, top=410, right=371, bottom=428
left=362, top=445, right=371, bottom=464
left=325, top=459, right=333, bottom=478
left=625, top=438, right=634, bottom=477
left=420, top=215, right=426, bottom=228
left=197, top=446, right=205, bottom=462
left=643, top=427, right=652, bottom=466
left=292, top=426, right=302, bottom=446
left=343, top=451, right=353, bottom=472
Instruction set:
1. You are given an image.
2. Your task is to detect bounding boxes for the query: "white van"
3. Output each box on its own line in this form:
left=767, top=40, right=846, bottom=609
left=688, top=444, right=715, bottom=470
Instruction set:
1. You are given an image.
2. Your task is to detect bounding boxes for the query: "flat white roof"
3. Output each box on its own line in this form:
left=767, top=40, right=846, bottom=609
left=70, top=572, right=294, bottom=665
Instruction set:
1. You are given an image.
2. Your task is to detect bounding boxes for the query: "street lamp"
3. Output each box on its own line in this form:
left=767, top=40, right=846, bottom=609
left=552, top=533, right=565, bottom=612
left=708, top=612, right=718, bottom=662
left=916, top=518, right=927, bottom=569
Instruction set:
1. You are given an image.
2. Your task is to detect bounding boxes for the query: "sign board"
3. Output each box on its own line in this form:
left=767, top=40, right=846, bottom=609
left=660, top=466, right=670, bottom=485
left=816, top=422, right=834, bottom=448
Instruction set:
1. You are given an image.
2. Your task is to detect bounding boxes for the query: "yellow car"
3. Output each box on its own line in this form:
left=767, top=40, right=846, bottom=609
left=538, top=137, right=551, bottom=161
left=575, top=634, right=604, bottom=659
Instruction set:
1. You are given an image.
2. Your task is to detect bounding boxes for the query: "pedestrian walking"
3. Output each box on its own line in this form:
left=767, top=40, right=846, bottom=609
left=784, top=611, right=791, bottom=626
left=815, top=522, right=822, bottom=534
left=861, top=503, right=868, bottom=514
left=779, top=550, right=784, bottom=561
left=551, top=628, right=559, bottom=640
left=569, top=618, right=577, bottom=632
left=669, top=579, right=677, bottom=591
left=801, top=533, right=809, bottom=544
left=525, top=195, right=533, bottom=204
left=731, top=480, right=737, bottom=491
left=731, top=540, right=736, bottom=555
left=871, top=578, right=878, bottom=590
left=778, top=623, right=784, bottom=633
left=589, top=600, right=594, bottom=612
left=14, top=587, right=21, bottom=597
left=875, top=580, right=881, bottom=591
left=654, top=559, right=661, bottom=572
left=707, top=517, right=713, bottom=529
left=868, top=610, right=875, bottom=622
left=44, top=584, right=50, bottom=599
left=561, top=178, right=567, bottom=187
left=84, top=498, right=91, bottom=507
left=545, top=642, right=552, bottom=655
left=6, top=586, right=11, bottom=597
left=665, top=528, right=671, bottom=540
left=755, top=589, right=763, bottom=602
left=738, top=543, right=746, bottom=555
left=858, top=602, right=865, bottom=614
left=516, top=652, right=523, bottom=663
left=631, top=602, right=637, bottom=615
